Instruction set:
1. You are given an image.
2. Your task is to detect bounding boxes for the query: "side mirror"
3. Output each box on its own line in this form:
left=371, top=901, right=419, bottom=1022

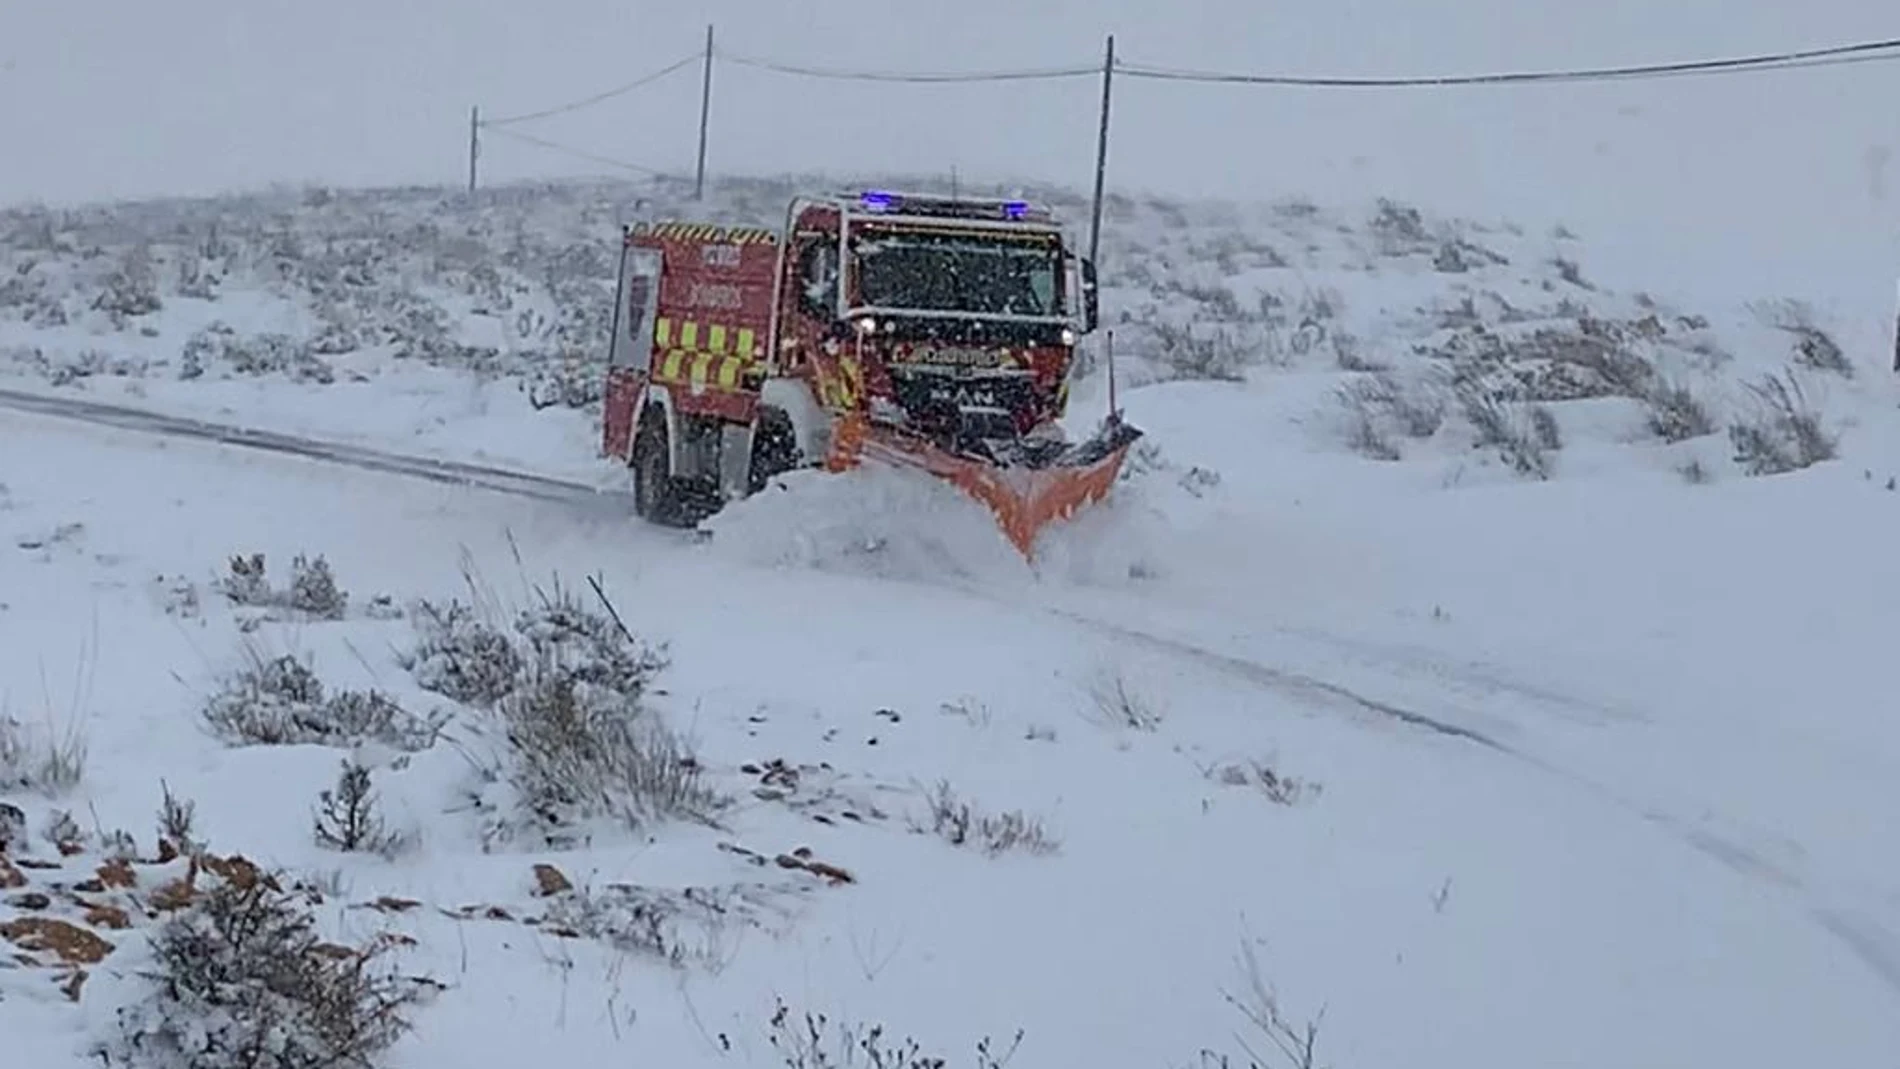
left=1080, top=257, right=1100, bottom=333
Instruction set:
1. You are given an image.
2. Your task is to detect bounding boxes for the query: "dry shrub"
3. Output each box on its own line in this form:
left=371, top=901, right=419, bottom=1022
left=0, top=712, right=87, bottom=796
left=1456, top=382, right=1554, bottom=480
left=911, top=781, right=1058, bottom=857
left=1203, top=759, right=1318, bottom=807
left=1753, top=298, right=1852, bottom=377
left=766, top=998, right=1023, bottom=1069
left=1084, top=671, right=1163, bottom=732
left=1728, top=371, right=1838, bottom=475
left=1644, top=378, right=1715, bottom=442
left=104, top=877, right=431, bottom=1069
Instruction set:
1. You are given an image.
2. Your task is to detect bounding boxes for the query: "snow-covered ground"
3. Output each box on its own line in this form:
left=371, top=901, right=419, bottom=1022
left=2, top=177, right=1898, bottom=1068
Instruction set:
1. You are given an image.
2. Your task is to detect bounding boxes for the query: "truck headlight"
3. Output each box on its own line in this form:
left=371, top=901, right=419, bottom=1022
left=854, top=316, right=878, bottom=336
left=1060, top=327, right=1077, bottom=346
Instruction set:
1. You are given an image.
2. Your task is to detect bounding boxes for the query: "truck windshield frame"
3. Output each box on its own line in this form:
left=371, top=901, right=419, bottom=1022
left=846, top=225, right=1066, bottom=321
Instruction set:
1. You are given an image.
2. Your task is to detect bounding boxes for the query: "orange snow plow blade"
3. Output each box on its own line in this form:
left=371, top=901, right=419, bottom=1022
left=826, top=414, right=1143, bottom=557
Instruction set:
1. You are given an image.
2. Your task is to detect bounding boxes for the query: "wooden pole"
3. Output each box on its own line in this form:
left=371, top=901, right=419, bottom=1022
left=694, top=24, right=715, bottom=200
left=468, top=106, right=480, bottom=193
left=1086, top=35, right=1115, bottom=271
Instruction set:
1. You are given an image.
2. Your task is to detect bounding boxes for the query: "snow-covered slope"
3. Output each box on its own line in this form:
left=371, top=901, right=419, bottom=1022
left=1, top=176, right=1898, bottom=1069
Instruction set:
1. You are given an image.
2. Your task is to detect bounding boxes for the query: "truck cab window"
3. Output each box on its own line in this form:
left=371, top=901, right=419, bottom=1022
left=799, top=240, right=838, bottom=320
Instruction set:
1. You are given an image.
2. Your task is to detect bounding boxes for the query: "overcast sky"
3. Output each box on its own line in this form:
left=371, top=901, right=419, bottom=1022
left=4, top=0, right=1895, bottom=311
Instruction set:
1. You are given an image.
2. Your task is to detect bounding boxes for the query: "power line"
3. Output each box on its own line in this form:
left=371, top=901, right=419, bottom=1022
left=718, top=50, right=1096, bottom=83
left=482, top=126, right=673, bottom=178
left=1116, top=34, right=1900, bottom=88
left=473, top=31, right=1900, bottom=196
left=481, top=53, right=701, bottom=128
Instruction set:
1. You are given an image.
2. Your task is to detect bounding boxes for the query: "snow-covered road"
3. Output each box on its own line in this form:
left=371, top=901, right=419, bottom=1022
left=5, top=385, right=1897, bottom=1068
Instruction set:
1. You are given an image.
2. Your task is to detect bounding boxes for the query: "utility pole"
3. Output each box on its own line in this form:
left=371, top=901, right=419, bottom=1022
left=1086, top=34, right=1115, bottom=272
left=694, top=24, right=715, bottom=200
left=467, top=106, right=480, bottom=193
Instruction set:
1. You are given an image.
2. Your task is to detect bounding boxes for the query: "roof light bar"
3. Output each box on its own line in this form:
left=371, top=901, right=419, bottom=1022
left=850, top=190, right=1051, bottom=223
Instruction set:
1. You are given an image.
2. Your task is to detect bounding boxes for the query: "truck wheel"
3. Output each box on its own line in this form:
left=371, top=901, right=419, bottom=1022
left=748, top=408, right=800, bottom=494
left=632, top=419, right=687, bottom=525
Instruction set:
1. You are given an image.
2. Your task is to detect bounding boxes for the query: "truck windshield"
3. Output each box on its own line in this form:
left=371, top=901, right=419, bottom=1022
left=852, top=230, right=1062, bottom=318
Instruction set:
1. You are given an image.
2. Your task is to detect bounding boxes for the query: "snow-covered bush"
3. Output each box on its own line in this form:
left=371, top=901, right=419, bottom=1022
left=1456, top=380, right=1556, bottom=480
left=408, top=582, right=718, bottom=843
left=1336, top=371, right=1449, bottom=459
left=1341, top=401, right=1400, bottom=461
left=103, top=876, right=429, bottom=1069
left=1152, top=322, right=1249, bottom=382
left=214, top=552, right=349, bottom=619
left=1369, top=197, right=1433, bottom=258
left=215, top=553, right=272, bottom=607
left=179, top=323, right=334, bottom=383
left=286, top=555, right=347, bottom=620
left=407, top=584, right=666, bottom=715
left=94, top=244, right=163, bottom=322
left=1643, top=378, right=1716, bottom=443
left=402, top=600, right=521, bottom=707
left=1728, top=371, right=1838, bottom=475
left=202, top=649, right=447, bottom=752
left=472, top=658, right=720, bottom=842
left=523, top=348, right=603, bottom=409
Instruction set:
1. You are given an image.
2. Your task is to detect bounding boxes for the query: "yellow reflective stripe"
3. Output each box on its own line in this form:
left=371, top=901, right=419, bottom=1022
left=688, top=352, right=718, bottom=385
left=716, top=358, right=744, bottom=390
left=648, top=320, right=765, bottom=392
left=839, top=354, right=864, bottom=408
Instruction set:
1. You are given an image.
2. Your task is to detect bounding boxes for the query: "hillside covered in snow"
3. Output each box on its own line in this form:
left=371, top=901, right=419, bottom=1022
left=1, top=174, right=1898, bottom=1069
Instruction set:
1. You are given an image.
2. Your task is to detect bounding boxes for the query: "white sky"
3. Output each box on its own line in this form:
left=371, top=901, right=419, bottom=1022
left=4, top=0, right=1897, bottom=310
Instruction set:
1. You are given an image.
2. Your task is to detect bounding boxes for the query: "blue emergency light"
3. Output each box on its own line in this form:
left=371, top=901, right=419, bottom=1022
left=853, top=189, right=1044, bottom=222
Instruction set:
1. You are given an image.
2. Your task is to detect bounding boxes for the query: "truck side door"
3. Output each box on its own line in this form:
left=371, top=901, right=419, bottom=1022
left=780, top=232, right=838, bottom=366
left=603, top=244, right=664, bottom=459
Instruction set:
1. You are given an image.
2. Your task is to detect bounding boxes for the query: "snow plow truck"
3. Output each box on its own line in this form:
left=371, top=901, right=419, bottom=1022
left=600, top=188, right=1141, bottom=556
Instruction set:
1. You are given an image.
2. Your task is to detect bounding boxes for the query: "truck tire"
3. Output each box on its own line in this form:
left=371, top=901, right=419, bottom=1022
left=748, top=407, right=800, bottom=494
left=631, top=416, right=689, bottom=526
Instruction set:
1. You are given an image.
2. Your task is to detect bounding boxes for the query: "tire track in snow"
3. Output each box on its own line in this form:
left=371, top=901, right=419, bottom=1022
left=1034, top=599, right=1900, bottom=999
left=0, top=385, right=632, bottom=509
left=1039, top=605, right=1515, bottom=751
